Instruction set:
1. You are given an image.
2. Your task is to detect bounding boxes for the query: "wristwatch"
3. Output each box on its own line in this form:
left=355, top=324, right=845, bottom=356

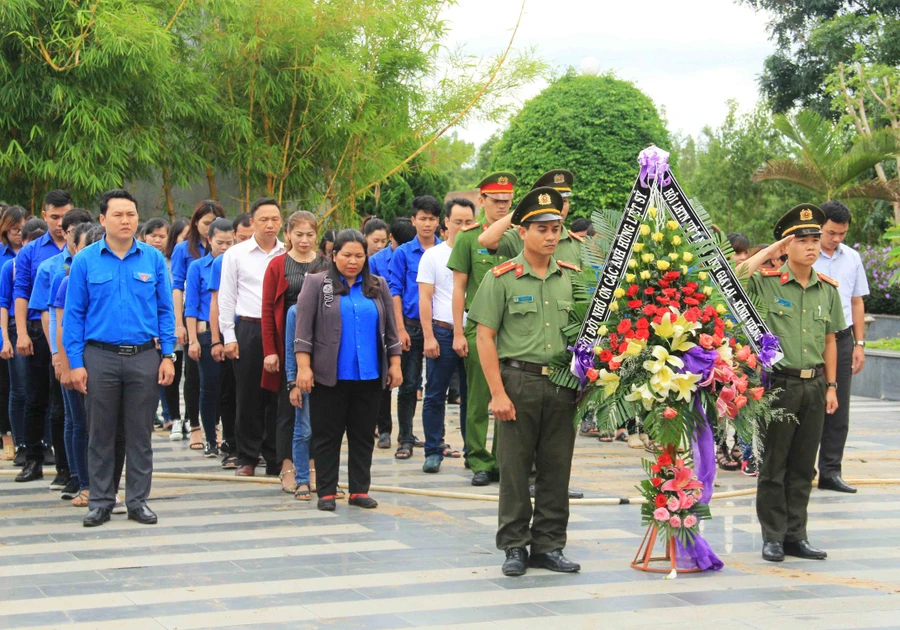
left=826, top=381, right=838, bottom=390
left=162, top=353, right=177, bottom=361
left=287, top=381, right=297, bottom=391
left=856, top=340, right=866, bottom=347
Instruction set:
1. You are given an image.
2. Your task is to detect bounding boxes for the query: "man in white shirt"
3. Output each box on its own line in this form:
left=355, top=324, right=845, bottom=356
left=417, top=198, right=476, bottom=473
left=218, top=198, right=285, bottom=477
left=812, top=201, right=869, bottom=494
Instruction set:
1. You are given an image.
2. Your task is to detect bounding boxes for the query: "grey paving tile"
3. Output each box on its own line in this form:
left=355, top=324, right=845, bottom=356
left=356, top=577, right=505, bottom=601
left=671, top=586, right=822, bottom=606
left=0, top=585, right=46, bottom=602
left=0, top=610, right=73, bottom=629
left=96, top=559, right=241, bottom=580
left=399, top=602, right=556, bottom=626
left=213, top=614, right=415, bottom=629
left=66, top=598, right=224, bottom=623
left=537, top=593, right=691, bottom=615
left=0, top=552, right=76, bottom=567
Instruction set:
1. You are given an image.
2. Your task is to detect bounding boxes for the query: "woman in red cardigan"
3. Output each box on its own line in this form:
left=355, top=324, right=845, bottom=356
left=261, top=211, right=322, bottom=493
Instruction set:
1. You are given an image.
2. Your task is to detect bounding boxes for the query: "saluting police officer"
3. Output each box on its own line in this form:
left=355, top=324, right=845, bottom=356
left=740, top=204, right=844, bottom=562
left=468, top=187, right=582, bottom=577
left=63, top=189, right=176, bottom=527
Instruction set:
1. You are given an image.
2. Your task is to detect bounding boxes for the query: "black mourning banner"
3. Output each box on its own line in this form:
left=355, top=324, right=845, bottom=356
left=575, top=156, right=781, bottom=359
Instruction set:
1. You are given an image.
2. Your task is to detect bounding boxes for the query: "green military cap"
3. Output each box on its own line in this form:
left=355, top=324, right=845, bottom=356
left=511, top=186, right=564, bottom=225
left=477, top=172, right=517, bottom=201
left=531, top=169, right=573, bottom=197
left=773, top=203, right=826, bottom=240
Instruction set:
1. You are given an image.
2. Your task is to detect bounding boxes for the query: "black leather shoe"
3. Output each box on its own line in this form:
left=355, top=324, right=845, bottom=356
left=15, top=461, right=42, bottom=482
left=317, top=497, right=336, bottom=511
left=784, top=540, right=827, bottom=560
left=348, top=495, right=378, bottom=509
left=127, top=504, right=158, bottom=525
left=83, top=507, right=111, bottom=527
left=471, top=471, right=491, bottom=486
left=528, top=549, right=581, bottom=572
left=13, top=446, right=26, bottom=467
left=502, top=547, right=528, bottom=577
left=818, top=476, right=857, bottom=493
left=762, top=541, right=784, bottom=562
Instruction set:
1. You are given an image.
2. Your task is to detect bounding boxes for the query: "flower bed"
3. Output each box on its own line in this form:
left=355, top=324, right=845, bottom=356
left=858, top=243, right=900, bottom=316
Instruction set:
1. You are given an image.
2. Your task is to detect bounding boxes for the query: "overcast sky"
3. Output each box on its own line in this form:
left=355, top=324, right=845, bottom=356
left=442, top=0, right=775, bottom=148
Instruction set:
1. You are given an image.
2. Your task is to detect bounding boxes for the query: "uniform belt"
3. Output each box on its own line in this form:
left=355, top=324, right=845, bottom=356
left=432, top=320, right=453, bottom=331
left=774, top=366, right=824, bottom=379
left=834, top=327, right=853, bottom=340
left=87, top=340, right=156, bottom=356
left=403, top=317, right=421, bottom=329
left=503, top=359, right=549, bottom=376
left=238, top=316, right=261, bottom=323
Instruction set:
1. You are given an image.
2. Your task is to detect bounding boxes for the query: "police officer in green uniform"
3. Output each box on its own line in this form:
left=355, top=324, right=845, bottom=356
left=468, top=186, right=582, bottom=577
left=448, top=172, right=515, bottom=486
left=478, top=169, right=585, bottom=265
left=741, top=204, right=844, bottom=563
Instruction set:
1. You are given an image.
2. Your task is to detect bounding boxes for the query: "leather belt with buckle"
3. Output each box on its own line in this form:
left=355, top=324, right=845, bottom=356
left=432, top=320, right=453, bottom=331
left=403, top=317, right=422, bottom=329
left=834, top=327, right=852, bottom=340
left=774, top=366, right=824, bottom=379
left=503, top=359, right=549, bottom=376
left=87, top=340, right=156, bottom=356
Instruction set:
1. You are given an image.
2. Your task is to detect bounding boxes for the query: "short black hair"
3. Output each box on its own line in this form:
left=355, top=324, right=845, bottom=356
left=389, top=217, right=416, bottom=245
left=144, top=217, right=169, bottom=235
left=726, top=232, right=750, bottom=254
left=233, top=212, right=252, bottom=230
left=363, top=218, right=389, bottom=237
left=98, top=189, right=137, bottom=216
left=22, top=218, right=48, bottom=242
left=62, top=208, right=93, bottom=232
left=44, top=189, right=73, bottom=209
left=208, top=217, right=234, bottom=240
left=72, top=221, right=95, bottom=247
left=570, top=218, right=592, bottom=233
left=411, top=195, right=442, bottom=218
left=250, top=197, right=279, bottom=216
left=85, top=225, right=106, bottom=246
left=444, top=197, right=476, bottom=218
left=820, top=200, right=851, bottom=226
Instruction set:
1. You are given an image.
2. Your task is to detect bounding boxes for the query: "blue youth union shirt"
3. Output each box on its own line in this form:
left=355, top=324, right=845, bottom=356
left=170, top=240, right=207, bottom=292
left=368, top=245, right=392, bottom=279
left=184, top=253, right=216, bottom=322
left=388, top=235, right=440, bottom=320
left=336, top=275, right=380, bottom=381
left=0, top=259, right=15, bottom=312
left=62, top=238, right=176, bottom=369
left=13, top=232, right=65, bottom=320
left=30, top=249, right=72, bottom=313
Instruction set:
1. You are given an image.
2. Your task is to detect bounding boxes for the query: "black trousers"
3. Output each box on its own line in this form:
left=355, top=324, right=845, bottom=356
left=0, top=356, right=10, bottom=435
left=163, top=350, right=183, bottom=420
left=309, top=379, right=381, bottom=498
left=818, top=331, right=853, bottom=478
left=220, top=358, right=236, bottom=444
left=24, top=322, right=66, bottom=472
left=184, top=352, right=200, bottom=429
left=233, top=320, right=277, bottom=467
left=376, top=388, right=392, bottom=435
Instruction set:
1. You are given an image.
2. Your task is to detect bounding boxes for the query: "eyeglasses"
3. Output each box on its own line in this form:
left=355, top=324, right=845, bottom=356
left=8, top=228, right=21, bottom=235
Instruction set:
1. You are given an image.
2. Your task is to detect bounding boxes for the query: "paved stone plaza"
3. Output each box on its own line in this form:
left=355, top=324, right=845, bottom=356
left=1, top=396, right=899, bottom=629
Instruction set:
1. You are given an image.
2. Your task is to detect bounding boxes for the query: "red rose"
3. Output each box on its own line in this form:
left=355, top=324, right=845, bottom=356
left=624, top=330, right=635, bottom=340
left=699, top=333, right=714, bottom=349
left=683, top=297, right=700, bottom=306
left=636, top=317, right=650, bottom=329
left=608, top=360, right=621, bottom=370
left=654, top=494, right=668, bottom=508
left=586, top=368, right=599, bottom=383
left=628, top=299, right=643, bottom=309
left=608, top=333, right=619, bottom=347
left=599, top=350, right=613, bottom=363
left=749, top=386, right=765, bottom=401
left=663, top=288, right=677, bottom=297
left=703, top=306, right=717, bottom=318
left=684, top=307, right=702, bottom=322
left=626, top=284, right=640, bottom=297
left=663, top=407, right=677, bottom=419
left=644, top=287, right=656, bottom=296
left=651, top=477, right=663, bottom=487
left=658, top=279, right=670, bottom=289
left=663, top=271, right=681, bottom=281
left=617, top=319, right=632, bottom=334
left=634, top=329, right=650, bottom=341
left=650, top=464, right=661, bottom=473
left=656, top=297, right=670, bottom=306
left=696, top=293, right=707, bottom=302
left=618, top=342, right=629, bottom=354
left=643, top=304, right=658, bottom=316
left=682, top=286, right=695, bottom=296
left=657, top=454, right=673, bottom=467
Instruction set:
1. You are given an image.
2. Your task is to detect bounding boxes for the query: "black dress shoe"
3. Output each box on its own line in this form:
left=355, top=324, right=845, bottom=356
left=317, top=497, right=336, bottom=511
left=471, top=471, right=491, bottom=486
left=348, top=495, right=378, bottom=509
left=502, top=547, right=528, bottom=577
left=15, top=461, right=42, bottom=482
left=13, top=446, right=26, bottom=467
left=127, top=504, right=158, bottom=525
left=83, top=507, right=111, bottom=527
left=762, top=541, right=784, bottom=562
left=529, top=549, right=580, bottom=572
left=818, top=476, right=857, bottom=493
left=784, top=540, right=827, bottom=560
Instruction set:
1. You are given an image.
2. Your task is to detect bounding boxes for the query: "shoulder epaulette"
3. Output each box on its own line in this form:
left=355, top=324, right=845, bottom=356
left=460, top=223, right=481, bottom=232
left=491, top=260, right=517, bottom=277
left=818, top=272, right=839, bottom=287
left=568, top=232, right=584, bottom=242
left=558, top=260, right=582, bottom=273
left=760, top=269, right=781, bottom=277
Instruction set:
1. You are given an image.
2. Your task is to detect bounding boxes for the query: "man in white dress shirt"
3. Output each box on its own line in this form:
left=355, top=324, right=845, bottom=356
left=812, top=201, right=869, bottom=494
left=218, top=198, right=285, bottom=477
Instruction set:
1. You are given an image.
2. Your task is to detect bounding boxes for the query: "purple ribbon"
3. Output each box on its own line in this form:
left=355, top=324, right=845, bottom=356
left=679, top=345, right=718, bottom=383
left=675, top=399, right=724, bottom=572
left=757, top=332, right=779, bottom=368
left=638, top=146, right=673, bottom=188
left=568, top=340, right=594, bottom=390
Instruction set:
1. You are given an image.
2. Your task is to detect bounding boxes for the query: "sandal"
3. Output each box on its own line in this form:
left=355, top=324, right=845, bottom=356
left=279, top=468, right=297, bottom=493
left=189, top=427, right=204, bottom=450
left=644, top=439, right=661, bottom=453
left=615, top=429, right=628, bottom=442
left=626, top=433, right=644, bottom=449
left=598, top=431, right=615, bottom=443
left=717, top=445, right=740, bottom=471
left=335, top=486, right=345, bottom=500
left=730, top=442, right=742, bottom=461
left=221, top=455, right=239, bottom=469
left=294, top=484, right=311, bottom=501
left=72, top=490, right=89, bottom=507
left=441, top=443, right=461, bottom=458
left=395, top=444, right=413, bottom=460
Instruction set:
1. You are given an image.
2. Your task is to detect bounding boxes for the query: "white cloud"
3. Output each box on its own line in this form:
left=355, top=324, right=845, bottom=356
left=442, top=0, right=775, bottom=147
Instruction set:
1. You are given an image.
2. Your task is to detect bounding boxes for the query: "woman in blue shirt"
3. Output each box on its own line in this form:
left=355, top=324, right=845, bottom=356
left=185, top=218, right=235, bottom=458
left=294, top=230, right=402, bottom=511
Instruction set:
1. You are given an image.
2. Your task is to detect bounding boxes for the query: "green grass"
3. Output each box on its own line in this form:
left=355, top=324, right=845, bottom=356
left=868, top=337, right=900, bottom=352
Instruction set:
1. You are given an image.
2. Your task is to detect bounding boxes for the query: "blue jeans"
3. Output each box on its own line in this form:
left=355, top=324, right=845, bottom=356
left=421, top=326, right=467, bottom=459
left=62, top=387, right=88, bottom=490
left=7, top=325, right=27, bottom=447
left=196, top=330, right=220, bottom=446
left=292, top=392, right=311, bottom=486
